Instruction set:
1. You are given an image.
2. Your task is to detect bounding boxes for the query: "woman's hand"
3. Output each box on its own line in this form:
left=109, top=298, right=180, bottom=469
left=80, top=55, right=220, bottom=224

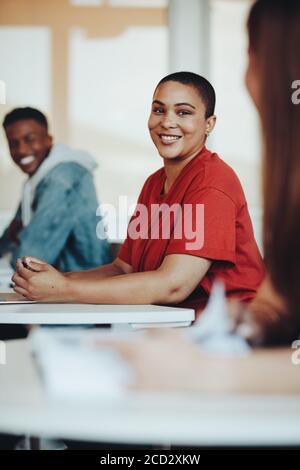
left=12, top=256, right=70, bottom=302
left=98, top=329, right=296, bottom=394
left=99, top=329, right=209, bottom=391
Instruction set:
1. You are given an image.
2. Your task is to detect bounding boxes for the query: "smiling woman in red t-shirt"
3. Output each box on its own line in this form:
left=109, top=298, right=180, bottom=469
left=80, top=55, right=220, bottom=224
left=12, top=72, right=265, bottom=308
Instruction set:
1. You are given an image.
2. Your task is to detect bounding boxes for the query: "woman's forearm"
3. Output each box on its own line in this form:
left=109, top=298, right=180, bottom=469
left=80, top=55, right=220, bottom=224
left=64, top=262, right=124, bottom=281
left=64, top=269, right=183, bottom=305
left=14, top=253, right=208, bottom=304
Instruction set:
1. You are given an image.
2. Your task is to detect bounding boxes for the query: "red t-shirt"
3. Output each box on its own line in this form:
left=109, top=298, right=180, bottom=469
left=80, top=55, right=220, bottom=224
left=118, top=147, right=264, bottom=310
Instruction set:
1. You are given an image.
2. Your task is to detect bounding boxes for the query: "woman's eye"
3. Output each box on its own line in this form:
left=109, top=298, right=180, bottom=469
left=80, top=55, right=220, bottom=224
left=178, top=110, right=191, bottom=116
left=152, top=108, right=164, bottom=114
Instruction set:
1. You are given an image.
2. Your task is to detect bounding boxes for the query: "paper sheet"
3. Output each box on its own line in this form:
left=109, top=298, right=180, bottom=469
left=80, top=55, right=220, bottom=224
left=0, top=292, right=37, bottom=303
left=30, top=328, right=136, bottom=401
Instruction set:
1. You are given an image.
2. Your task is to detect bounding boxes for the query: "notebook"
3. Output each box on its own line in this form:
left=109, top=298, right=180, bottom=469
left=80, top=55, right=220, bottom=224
left=0, top=292, right=36, bottom=304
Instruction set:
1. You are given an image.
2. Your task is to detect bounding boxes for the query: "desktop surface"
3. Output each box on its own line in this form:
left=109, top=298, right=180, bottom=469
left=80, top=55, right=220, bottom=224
left=1, top=340, right=300, bottom=446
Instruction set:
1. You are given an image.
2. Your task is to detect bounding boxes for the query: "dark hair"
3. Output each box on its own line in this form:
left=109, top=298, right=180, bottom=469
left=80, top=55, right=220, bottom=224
left=155, top=71, right=216, bottom=118
left=248, top=1, right=300, bottom=327
left=3, top=107, right=48, bottom=130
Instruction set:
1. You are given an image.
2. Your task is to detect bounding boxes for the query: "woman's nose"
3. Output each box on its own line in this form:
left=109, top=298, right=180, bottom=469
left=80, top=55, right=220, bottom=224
left=160, top=114, right=177, bottom=129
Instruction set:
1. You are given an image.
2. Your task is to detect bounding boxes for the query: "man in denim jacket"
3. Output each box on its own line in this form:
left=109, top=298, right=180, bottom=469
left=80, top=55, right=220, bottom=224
left=0, top=107, right=111, bottom=272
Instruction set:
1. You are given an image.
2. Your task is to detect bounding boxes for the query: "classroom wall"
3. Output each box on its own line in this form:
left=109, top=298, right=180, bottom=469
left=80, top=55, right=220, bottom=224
left=0, top=0, right=168, bottom=213
left=0, top=0, right=262, bottom=246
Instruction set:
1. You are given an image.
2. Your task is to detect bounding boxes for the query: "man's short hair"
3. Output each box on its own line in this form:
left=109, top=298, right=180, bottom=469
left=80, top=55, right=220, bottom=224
left=2, top=107, right=48, bottom=130
left=156, top=71, right=216, bottom=118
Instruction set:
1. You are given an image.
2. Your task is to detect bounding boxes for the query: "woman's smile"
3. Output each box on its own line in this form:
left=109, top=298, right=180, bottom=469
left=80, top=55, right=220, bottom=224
left=158, top=133, right=183, bottom=144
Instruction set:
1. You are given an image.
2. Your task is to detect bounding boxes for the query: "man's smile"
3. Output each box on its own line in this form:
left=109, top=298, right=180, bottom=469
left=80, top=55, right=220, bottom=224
left=19, top=155, right=36, bottom=167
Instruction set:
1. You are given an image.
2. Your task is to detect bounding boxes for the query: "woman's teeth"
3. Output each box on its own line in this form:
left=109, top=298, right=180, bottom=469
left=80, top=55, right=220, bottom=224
left=20, top=155, right=36, bottom=166
left=160, top=134, right=181, bottom=142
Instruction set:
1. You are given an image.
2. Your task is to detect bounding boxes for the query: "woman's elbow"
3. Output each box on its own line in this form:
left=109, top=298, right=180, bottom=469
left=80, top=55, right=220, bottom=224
left=155, top=285, right=188, bottom=305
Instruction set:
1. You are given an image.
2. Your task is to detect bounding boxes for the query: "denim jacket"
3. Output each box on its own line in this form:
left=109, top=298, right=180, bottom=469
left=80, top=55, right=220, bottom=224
left=0, top=161, right=111, bottom=271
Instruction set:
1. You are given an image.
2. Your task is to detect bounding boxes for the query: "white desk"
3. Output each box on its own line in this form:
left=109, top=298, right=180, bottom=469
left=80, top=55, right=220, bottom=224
left=0, top=303, right=194, bottom=329
left=1, top=340, right=300, bottom=447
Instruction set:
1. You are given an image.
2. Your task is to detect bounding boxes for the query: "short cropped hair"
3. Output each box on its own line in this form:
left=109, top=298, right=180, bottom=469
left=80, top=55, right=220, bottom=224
left=156, top=71, right=216, bottom=118
left=3, top=107, right=48, bottom=130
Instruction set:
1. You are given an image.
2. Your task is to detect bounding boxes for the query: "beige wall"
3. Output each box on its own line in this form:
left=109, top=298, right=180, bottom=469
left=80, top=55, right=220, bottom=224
left=0, top=0, right=262, bottom=248
left=0, top=0, right=168, bottom=212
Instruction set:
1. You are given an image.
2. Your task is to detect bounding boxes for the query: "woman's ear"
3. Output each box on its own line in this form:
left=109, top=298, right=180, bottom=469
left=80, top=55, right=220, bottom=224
left=205, top=115, right=216, bottom=136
